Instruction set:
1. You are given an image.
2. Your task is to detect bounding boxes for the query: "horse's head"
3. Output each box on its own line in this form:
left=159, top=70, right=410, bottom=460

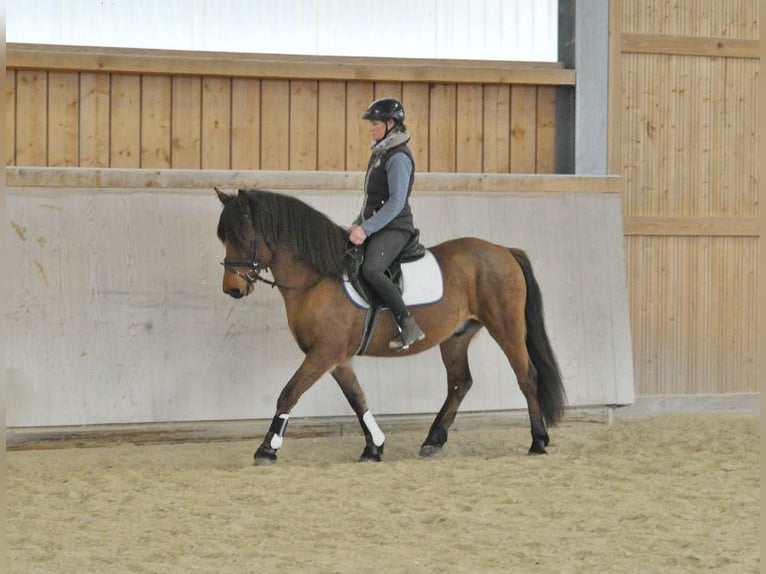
left=215, top=188, right=275, bottom=299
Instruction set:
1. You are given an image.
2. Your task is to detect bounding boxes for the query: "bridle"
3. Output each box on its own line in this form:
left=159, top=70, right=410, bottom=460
left=221, top=238, right=279, bottom=289
left=221, top=237, right=325, bottom=291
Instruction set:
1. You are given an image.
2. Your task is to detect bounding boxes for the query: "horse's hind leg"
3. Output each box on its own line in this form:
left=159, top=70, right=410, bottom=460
left=480, top=311, right=549, bottom=454
left=420, top=321, right=482, bottom=457
left=489, top=330, right=549, bottom=455
left=331, top=362, right=385, bottom=462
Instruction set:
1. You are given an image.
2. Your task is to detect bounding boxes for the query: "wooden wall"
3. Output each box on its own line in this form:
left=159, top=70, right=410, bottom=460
left=6, top=44, right=573, bottom=174
left=614, top=0, right=760, bottom=396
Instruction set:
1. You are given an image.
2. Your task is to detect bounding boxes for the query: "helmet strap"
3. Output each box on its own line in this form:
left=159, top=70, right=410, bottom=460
left=383, top=120, right=396, bottom=140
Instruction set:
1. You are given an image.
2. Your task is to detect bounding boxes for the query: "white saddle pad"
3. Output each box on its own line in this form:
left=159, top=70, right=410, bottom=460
left=344, top=250, right=444, bottom=309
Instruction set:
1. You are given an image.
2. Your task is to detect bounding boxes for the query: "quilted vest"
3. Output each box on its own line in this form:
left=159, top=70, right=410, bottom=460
left=362, top=143, right=416, bottom=234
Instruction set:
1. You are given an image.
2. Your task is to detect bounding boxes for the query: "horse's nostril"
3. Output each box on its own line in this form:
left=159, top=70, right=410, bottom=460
left=224, top=287, right=242, bottom=299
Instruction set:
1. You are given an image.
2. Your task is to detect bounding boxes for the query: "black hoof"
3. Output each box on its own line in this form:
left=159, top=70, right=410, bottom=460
left=359, top=444, right=384, bottom=462
left=528, top=440, right=547, bottom=455
left=418, top=443, right=443, bottom=458
left=254, top=443, right=278, bottom=465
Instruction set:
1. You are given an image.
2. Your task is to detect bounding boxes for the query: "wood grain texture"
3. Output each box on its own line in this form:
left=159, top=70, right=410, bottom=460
left=260, top=80, right=290, bottom=170
left=6, top=70, right=17, bottom=165
left=401, top=83, right=430, bottom=172
left=15, top=71, right=47, bottom=166
left=201, top=77, right=232, bottom=169
left=622, top=34, right=760, bottom=58
left=8, top=48, right=560, bottom=174
left=456, top=84, right=484, bottom=172
left=8, top=43, right=575, bottom=85
left=230, top=78, right=260, bottom=170
left=140, top=75, right=172, bottom=168
left=47, top=72, right=79, bottom=167
left=171, top=76, right=202, bottom=168
left=289, top=80, right=318, bottom=170
left=429, top=84, right=457, bottom=171
left=482, top=85, right=511, bottom=174
left=510, top=86, right=537, bottom=173
left=317, top=81, right=346, bottom=171
left=619, top=0, right=760, bottom=397
left=79, top=73, right=111, bottom=167
left=110, top=74, right=141, bottom=168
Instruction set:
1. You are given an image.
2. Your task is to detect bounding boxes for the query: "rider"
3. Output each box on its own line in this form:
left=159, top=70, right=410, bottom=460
left=348, top=97, right=426, bottom=351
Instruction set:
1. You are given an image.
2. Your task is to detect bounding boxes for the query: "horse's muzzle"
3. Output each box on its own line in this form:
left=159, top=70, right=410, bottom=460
left=223, top=285, right=245, bottom=299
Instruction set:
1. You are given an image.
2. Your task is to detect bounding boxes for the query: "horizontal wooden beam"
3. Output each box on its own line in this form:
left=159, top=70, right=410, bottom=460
left=7, top=167, right=621, bottom=194
left=624, top=216, right=760, bottom=237
left=622, top=34, right=760, bottom=59
left=7, top=43, right=576, bottom=86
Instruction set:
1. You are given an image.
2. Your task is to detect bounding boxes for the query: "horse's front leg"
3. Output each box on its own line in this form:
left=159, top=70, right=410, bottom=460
left=254, top=356, right=331, bottom=465
left=331, top=362, right=385, bottom=462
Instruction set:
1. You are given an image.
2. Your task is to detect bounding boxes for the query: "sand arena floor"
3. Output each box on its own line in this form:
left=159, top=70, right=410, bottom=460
left=6, top=412, right=760, bottom=573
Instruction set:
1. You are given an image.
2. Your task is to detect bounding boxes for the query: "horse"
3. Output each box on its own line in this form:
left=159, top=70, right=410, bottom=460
left=215, top=188, right=566, bottom=464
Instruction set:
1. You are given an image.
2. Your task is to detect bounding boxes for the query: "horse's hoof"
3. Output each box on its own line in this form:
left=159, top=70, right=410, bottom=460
left=254, top=444, right=278, bottom=465
left=359, top=444, right=383, bottom=462
left=419, top=444, right=443, bottom=458
left=528, top=442, right=547, bottom=455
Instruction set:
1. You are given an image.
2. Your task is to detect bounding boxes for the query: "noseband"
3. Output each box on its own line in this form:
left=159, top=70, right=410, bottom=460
left=221, top=239, right=278, bottom=288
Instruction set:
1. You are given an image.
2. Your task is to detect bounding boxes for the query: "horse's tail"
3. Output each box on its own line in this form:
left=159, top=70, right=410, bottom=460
left=510, top=248, right=567, bottom=426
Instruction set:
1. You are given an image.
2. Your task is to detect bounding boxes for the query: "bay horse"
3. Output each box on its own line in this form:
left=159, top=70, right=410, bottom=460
left=215, top=188, right=566, bottom=464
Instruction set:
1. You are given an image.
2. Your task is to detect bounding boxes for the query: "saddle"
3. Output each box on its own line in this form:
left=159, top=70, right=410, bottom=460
left=344, top=230, right=426, bottom=306
left=343, top=232, right=442, bottom=356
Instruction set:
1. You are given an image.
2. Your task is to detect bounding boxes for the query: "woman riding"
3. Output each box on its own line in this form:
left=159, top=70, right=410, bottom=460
left=348, top=97, right=426, bottom=351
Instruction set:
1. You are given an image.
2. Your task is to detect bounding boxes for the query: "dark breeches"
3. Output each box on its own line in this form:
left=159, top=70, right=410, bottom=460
left=361, top=228, right=411, bottom=321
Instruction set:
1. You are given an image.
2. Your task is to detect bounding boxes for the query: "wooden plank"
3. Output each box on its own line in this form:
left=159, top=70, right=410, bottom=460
left=509, top=85, right=537, bottom=173
left=455, top=84, right=484, bottom=172
left=15, top=71, right=48, bottom=166
left=6, top=70, right=16, bottom=165
left=79, top=73, right=111, bottom=167
left=201, top=77, right=231, bottom=169
left=428, top=84, right=457, bottom=172
left=7, top=167, right=623, bottom=194
left=289, top=80, right=318, bottom=170
left=110, top=74, right=141, bottom=168
left=171, top=76, right=202, bottom=168
left=8, top=43, right=576, bottom=86
left=607, top=0, right=622, bottom=174
left=623, top=216, right=760, bottom=237
left=622, top=34, right=760, bottom=59
left=481, top=85, right=510, bottom=174
left=535, top=86, right=557, bottom=174
left=231, top=78, right=260, bottom=170
left=373, top=82, right=402, bottom=100
left=401, top=83, right=430, bottom=172
left=626, top=235, right=758, bottom=395
left=260, top=80, right=290, bottom=169
left=140, top=75, right=172, bottom=168
left=317, top=81, right=346, bottom=170
left=345, top=82, right=374, bottom=171
left=47, top=72, right=79, bottom=167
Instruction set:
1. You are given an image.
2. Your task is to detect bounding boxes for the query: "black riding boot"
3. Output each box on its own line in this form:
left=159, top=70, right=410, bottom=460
left=389, top=314, right=426, bottom=351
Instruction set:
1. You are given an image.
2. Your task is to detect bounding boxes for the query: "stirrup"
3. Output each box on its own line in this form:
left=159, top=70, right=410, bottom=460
left=388, top=317, right=425, bottom=351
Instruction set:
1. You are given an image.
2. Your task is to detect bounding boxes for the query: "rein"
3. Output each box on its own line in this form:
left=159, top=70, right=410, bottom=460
left=221, top=239, right=324, bottom=291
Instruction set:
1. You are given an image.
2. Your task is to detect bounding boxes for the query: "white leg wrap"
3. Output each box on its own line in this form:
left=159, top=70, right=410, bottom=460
left=362, top=410, right=385, bottom=447
left=269, top=414, right=289, bottom=449
left=269, top=433, right=283, bottom=449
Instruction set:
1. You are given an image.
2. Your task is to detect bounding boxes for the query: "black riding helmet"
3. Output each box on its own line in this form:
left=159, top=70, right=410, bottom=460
left=362, top=97, right=405, bottom=125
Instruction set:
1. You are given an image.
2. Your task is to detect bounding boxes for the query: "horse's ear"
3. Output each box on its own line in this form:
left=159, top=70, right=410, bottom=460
left=236, top=189, right=252, bottom=215
left=215, top=187, right=233, bottom=205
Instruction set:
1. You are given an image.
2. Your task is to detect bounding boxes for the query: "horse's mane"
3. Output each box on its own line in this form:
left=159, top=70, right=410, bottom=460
left=218, top=189, right=349, bottom=280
